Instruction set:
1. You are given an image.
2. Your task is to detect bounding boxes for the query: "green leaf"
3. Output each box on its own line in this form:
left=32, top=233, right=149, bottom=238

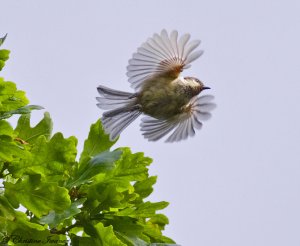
left=14, top=112, right=52, bottom=144
left=70, top=235, right=97, bottom=246
left=148, top=214, right=170, bottom=230
left=0, top=135, right=25, bottom=162
left=0, top=211, right=68, bottom=246
left=0, top=104, right=44, bottom=120
left=134, top=176, right=157, bottom=202
left=116, top=201, right=169, bottom=219
left=81, top=148, right=154, bottom=217
left=79, top=119, right=117, bottom=164
left=8, top=133, right=77, bottom=179
left=109, top=148, right=152, bottom=181
left=143, top=220, right=175, bottom=244
left=0, top=119, right=13, bottom=136
left=40, top=198, right=86, bottom=228
left=68, top=149, right=122, bottom=188
left=0, top=34, right=9, bottom=71
left=0, top=78, right=29, bottom=115
left=81, top=149, right=151, bottom=213
left=0, top=50, right=10, bottom=71
left=0, top=195, right=15, bottom=221
left=103, top=217, right=146, bottom=246
left=85, top=222, right=126, bottom=246
left=0, top=34, right=7, bottom=47
left=71, top=223, right=127, bottom=246
left=85, top=179, right=134, bottom=214
left=4, top=175, right=71, bottom=217
left=114, top=232, right=149, bottom=246
left=149, top=244, right=180, bottom=246
left=105, top=217, right=144, bottom=236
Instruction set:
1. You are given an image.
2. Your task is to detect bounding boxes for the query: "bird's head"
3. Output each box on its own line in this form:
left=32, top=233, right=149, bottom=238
left=184, top=77, right=210, bottom=93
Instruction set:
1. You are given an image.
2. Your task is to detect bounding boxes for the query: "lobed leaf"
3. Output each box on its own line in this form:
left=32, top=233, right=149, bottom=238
left=0, top=78, right=29, bottom=116
left=82, top=148, right=152, bottom=213
left=116, top=201, right=169, bottom=219
left=40, top=198, right=86, bottom=228
left=4, top=175, right=71, bottom=217
left=84, top=222, right=126, bottom=246
left=0, top=135, right=25, bottom=162
left=0, top=195, right=15, bottom=221
left=134, top=176, right=157, bottom=202
left=0, top=119, right=13, bottom=136
left=0, top=34, right=7, bottom=47
left=8, top=133, right=77, bottom=179
left=79, top=119, right=117, bottom=164
left=14, top=112, right=52, bottom=144
left=0, top=104, right=44, bottom=120
left=0, top=211, right=68, bottom=245
left=68, top=149, right=122, bottom=188
left=111, top=148, right=152, bottom=181
left=0, top=34, right=9, bottom=71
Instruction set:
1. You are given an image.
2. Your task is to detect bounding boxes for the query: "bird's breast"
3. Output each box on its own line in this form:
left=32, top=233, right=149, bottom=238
left=137, top=78, right=190, bottom=119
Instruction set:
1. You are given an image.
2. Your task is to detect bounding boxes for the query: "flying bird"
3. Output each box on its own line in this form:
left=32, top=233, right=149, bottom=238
left=96, top=30, right=216, bottom=142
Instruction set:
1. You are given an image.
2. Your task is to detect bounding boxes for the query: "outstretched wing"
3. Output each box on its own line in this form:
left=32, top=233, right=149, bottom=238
left=127, top=29, right=204, bottom=90
left=140, top=95, right=216, bottom=142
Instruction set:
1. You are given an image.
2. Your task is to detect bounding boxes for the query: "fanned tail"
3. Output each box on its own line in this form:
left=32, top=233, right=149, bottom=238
left=96, top=85, right=141, bottom=140
left=102, top=109, right=142, bottom=141
left=96, top=85, right=137, bottom=110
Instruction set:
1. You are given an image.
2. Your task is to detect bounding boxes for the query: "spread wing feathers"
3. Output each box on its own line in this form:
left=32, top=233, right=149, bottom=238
left=102, top=110, right=142, bottom=141
left=127, top=29, right=204, bottom=90
left=96, top=85, right=136, bottom=110
left=140, top=95, right=216, bottom=142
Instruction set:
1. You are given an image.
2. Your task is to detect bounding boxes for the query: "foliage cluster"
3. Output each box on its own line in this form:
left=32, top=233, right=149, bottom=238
left=0, top=35, right=177, bottom=246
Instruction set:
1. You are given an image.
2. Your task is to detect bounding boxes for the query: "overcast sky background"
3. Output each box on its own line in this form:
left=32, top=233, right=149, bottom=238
left=1, top=1, right=300, bottom=245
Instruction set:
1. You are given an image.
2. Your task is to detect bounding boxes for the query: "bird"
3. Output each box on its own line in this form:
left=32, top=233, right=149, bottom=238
left=96, top=29, right=216, bottom=142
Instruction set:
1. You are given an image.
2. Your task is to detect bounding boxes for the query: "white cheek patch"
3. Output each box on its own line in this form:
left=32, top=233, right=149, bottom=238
left=191, top=80, right=199, bottom=87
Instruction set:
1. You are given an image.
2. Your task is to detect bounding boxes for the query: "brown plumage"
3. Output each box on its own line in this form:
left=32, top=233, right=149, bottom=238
left=96, top=30, right=216, bottom=142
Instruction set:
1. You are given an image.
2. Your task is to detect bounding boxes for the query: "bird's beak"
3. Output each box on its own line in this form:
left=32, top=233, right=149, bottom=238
left=203, top=86, right=211, bottom=90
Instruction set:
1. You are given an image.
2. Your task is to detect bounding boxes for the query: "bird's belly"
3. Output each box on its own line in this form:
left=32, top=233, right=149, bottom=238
left=138, top=86, right=187, bottom=119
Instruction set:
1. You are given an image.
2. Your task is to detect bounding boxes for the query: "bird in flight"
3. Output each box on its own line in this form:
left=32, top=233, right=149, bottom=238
left=96, top=29, right=216, bottom=142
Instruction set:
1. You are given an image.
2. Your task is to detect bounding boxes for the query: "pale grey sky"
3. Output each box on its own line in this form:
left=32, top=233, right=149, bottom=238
left=1, top=0, right=300, bottom=245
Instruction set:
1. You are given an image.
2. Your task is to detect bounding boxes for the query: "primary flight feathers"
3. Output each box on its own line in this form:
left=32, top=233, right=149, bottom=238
left=140, top=95, right=215, bottom=142
left=127, top=29, right=204, bottom=90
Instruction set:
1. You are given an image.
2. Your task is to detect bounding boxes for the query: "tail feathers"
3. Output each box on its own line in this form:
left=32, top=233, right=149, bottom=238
left=97, top=85, right=137, bottom=110
left=102, top=107, right=141, bottom=140
left=97, top=85, right=141, bottom=140
left=103, top=107, right=130, bottom=118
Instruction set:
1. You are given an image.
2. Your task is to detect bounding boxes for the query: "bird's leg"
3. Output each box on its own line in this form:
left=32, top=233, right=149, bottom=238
left=131, top=104, right=142, bottom=111
left=128, top=92, right=139, bottom=99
